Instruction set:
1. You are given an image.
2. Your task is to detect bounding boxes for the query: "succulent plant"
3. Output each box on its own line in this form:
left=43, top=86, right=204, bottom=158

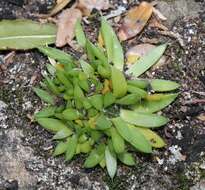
left=33, top=18, right=180, bottom=179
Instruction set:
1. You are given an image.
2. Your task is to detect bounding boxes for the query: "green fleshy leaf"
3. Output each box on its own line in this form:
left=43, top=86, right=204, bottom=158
left=112, top=117, right=152, bottom=153
left=84, top=144, right=105, bottom=168
left=88, top=94, right=103, bottom=111
left=62, top=108, right=81, bottom=120
left=127, top=79, right=149, bottom=89
left=53, top=141, right=69, bottom=156
left=34, top=106, right=56, bottom=118
left=120, top=109, right=168, bottom=128
left=103, top=92, right=116, bottom=108
left=110, top=127, right=125, bottom=154
left=0, top=19, right=56, bottom=50
left=132, top=93, right=178, bottom=113
left=127, top=44, right=167, bottom=77
left=75, top=19, right=86, bottom=47
left=101, top=18, right=124, bottom=71
left=33, top=87, right=55, bottom=105
left=53, top=128, right=73, bottom=140
left=134, top=127, right=166, bottom=148
left=115, top=94, right=141, bottom=105
left=38, top=46, right=73, bottom=64
left=105, top=146, right=117, bottom=179
left=80, top=60, right=94, bottom=77
left=111, top=67, right=127, bottom=98
left=150, top=79, right=180, bottom=92
left=37, top=118, right=68, bottom=132
left=65, top=135, right=78, bottom=161
left=117, top=152, right=135, bottom=166
left=96, top=114, right=112, bottom=130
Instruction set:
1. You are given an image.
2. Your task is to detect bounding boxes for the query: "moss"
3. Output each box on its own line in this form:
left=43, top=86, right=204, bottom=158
left=176, top=173, right=189, bottom=190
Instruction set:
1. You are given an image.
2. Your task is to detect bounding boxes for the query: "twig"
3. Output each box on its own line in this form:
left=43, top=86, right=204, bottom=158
left=184, top=99, right=205, bottom=105
left=191, top=91, right=205, bottom=96
left=157, top=30, right=185, bottom=48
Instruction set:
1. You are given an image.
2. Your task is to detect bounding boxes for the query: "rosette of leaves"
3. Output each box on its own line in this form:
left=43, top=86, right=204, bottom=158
left=33, top=18, right=180, bottom=179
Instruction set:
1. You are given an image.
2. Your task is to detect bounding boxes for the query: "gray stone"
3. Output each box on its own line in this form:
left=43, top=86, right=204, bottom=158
left=157, top=0, right=202, bottom=26
left=190, top=180, right=205, bottom=190
left=0, top=129, right=37, bottom=190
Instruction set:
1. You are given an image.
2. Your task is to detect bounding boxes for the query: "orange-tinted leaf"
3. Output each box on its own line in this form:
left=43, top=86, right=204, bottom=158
left=126, top=43, right=155, bottom=64
left=118, top=2, right=153, bottom=41
left=56, top=8, right=82, bottom=47
left=77, top=0, right=110, bottom=16
left=98, top=32, right=104, bottom=48
left=126, top=43, right=167, bottom=66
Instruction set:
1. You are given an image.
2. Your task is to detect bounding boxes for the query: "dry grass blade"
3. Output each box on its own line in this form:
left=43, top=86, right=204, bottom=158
left=38, top=0, right=71, bottom=18
left=118, top=1, right=153, bottom=41
left=49, top=0, right=71, bottom=16
left=56, top=8, right=82, bottom=47
left=77, top=0, right=110, bottom=16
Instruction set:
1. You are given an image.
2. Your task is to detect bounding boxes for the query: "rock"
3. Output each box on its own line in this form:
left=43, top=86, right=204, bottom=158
left=3, top=0, right=24, bottom=6
left=0, top=129, right=37, bottom=190
left=156, top=0, right=202, bottom=27
left=0, top=100, right=8, bottom=129
left=190, top=180, right=205, bottom=190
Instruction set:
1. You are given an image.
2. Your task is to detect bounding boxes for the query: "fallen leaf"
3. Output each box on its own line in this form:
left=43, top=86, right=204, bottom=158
left=104, top=6, right=126, bottom=20
left=77, top=0, right=110, bottom=16
left=118, top=2, right=153, bottom=41
left=56, top=8, right=82, bottom=47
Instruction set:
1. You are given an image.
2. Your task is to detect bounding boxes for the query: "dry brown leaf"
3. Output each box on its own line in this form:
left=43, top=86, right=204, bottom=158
left=118, top=1, right=153, bottom=41
left=56, top=8, right=82, bottom=47
left=77, top=0, right=110, bottom=16
left=126, top=43, right=166, bottom=67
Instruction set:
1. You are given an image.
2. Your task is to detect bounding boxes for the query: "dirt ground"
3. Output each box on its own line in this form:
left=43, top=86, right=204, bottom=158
left=0, top=0, right=205, bottom=190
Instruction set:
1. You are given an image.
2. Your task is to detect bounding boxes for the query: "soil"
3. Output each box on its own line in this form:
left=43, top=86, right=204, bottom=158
left=0, top=0, right=205, bottom=190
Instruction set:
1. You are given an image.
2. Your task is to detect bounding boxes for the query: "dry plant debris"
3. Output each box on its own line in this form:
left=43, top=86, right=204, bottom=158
left=118, top=1, right=153, bottom=41
left=77, top=0, right=110, bottom=16
left=56, top=8, right=82, bottom=47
